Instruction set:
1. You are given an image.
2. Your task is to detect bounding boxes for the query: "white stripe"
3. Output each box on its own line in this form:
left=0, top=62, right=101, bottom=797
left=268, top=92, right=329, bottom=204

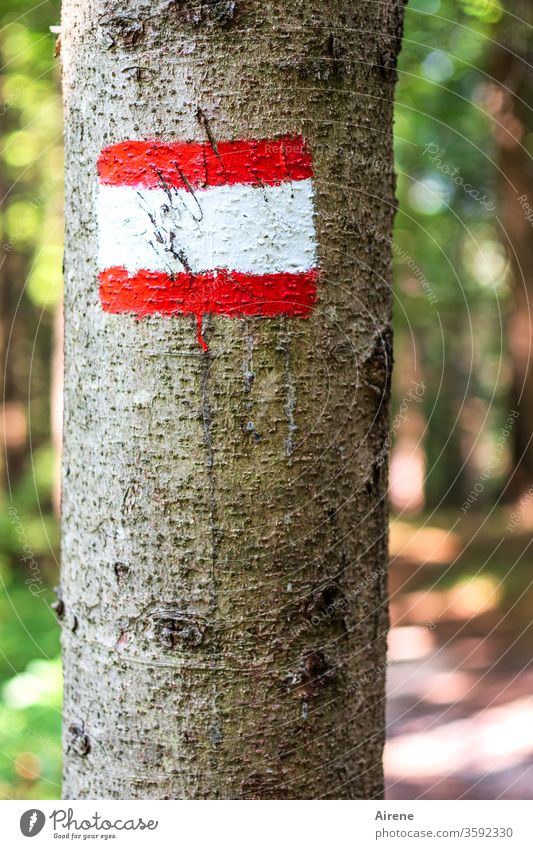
left=97, top=179, right=317, bottom=275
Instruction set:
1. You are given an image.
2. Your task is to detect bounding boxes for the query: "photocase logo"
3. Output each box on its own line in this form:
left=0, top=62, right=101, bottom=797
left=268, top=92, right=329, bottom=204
left=20, top=809, right=46, bottom=837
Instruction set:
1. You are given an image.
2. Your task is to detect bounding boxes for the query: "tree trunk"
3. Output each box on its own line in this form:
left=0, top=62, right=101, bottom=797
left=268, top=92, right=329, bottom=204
left=60, top=0, right=405, bottom=799
left=488, top=0, right=533, bottom=491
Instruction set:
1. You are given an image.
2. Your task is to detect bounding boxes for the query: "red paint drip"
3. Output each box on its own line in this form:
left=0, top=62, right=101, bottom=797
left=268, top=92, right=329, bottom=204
left=98, top=135, right=313, bottom=190
left=99, top=268, right=319, bottom=327
left=196, top=313, right=209, bottom=352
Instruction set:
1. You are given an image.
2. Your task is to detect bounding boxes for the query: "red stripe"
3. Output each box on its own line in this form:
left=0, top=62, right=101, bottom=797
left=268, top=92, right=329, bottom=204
left=98, top=135, right=313, bottom=190
left=99, top=267, right=318, bottom=319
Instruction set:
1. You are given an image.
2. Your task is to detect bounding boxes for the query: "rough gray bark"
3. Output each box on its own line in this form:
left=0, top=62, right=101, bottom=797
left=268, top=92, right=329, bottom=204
left=60, top=0, right=405, bottom=799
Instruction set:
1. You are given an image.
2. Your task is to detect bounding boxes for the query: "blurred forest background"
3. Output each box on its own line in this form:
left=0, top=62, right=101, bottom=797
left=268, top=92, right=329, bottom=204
left=1, top=0, right=533, bottom=799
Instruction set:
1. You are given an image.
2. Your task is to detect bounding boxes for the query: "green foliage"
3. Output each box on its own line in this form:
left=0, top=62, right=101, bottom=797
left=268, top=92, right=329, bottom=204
left=0, top=658, right=61, bottom=799
left=0, top=0, right=61, bottom=799
left=458, top=0, right=503, bottom=24
left=1, top=4, right=62, bottom=310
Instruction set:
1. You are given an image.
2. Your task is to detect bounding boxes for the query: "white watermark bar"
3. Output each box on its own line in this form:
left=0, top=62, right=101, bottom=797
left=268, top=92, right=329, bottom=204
left=2, top=800, right=532, bottom=847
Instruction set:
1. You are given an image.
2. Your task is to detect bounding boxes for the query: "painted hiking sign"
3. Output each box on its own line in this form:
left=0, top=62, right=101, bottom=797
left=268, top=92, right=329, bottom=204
left=97, top=134, right=319, bottom=350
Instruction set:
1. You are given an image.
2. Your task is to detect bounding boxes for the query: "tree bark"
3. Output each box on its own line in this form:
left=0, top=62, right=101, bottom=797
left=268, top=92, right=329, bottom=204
left=60, top=0, right=405, bottom=799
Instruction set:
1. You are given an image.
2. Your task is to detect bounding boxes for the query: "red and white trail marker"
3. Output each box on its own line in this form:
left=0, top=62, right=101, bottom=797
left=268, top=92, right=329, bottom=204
left=97, top=134, right=319, bottom=349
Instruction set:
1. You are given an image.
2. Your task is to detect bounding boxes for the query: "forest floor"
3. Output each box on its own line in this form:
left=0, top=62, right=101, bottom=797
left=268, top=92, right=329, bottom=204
left=385, top=509, right=533, bottom=799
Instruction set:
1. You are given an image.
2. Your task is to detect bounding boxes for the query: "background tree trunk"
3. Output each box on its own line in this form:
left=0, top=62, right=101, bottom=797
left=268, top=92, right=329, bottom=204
left=60, top=0, right=405, bottom=799
left=489, top=0, right=533, bottom=491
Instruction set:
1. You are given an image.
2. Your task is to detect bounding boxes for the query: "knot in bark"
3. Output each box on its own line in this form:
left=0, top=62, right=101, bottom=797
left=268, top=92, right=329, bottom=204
left=283, top=651, right=334, bottom=702
left=150, top=605, right=205, bottom=649
left=66, top=723, right=91, bottom=757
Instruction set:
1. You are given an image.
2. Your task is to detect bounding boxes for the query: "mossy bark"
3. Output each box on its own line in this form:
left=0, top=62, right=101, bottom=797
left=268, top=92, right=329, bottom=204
left=60, top=0, right=405, bottom=799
